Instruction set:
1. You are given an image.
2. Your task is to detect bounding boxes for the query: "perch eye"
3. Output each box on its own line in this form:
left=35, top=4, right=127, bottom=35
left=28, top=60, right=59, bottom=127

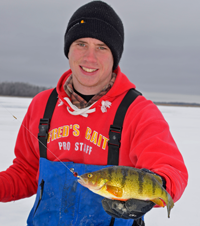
left=88, top=174, right=93, bottom=178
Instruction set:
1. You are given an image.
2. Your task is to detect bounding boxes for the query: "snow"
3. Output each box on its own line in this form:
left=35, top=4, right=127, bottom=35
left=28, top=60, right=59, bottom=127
left=0, top=96, right=199, bottom=225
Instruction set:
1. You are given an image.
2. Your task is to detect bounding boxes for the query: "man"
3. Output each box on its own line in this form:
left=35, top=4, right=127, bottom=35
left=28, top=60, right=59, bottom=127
left=0, top=1, right=188, bottom=226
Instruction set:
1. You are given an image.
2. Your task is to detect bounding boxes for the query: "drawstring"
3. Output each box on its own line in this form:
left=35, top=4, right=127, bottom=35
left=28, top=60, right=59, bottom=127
left=64, top=97, right=96, bottom=117
left=101, top=100, right=112, bottom=113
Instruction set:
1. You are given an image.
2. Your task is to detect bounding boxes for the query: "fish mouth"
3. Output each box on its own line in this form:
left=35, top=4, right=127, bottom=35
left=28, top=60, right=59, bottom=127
left=77, top=176, right=104, bottom=190
left=77, top=177, right=88, bottom=186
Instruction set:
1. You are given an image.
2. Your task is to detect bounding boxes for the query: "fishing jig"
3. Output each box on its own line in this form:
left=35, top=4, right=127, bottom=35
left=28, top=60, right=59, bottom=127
left=70, top=168, right=80, bottom=178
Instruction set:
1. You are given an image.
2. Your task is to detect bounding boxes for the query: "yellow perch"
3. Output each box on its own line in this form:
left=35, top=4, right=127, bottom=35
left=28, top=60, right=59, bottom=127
left=77, top=166, right=174, bottom=218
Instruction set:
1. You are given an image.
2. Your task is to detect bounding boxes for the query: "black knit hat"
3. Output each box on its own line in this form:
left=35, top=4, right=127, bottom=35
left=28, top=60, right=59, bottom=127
left=64, top=1, right=124, bottom=71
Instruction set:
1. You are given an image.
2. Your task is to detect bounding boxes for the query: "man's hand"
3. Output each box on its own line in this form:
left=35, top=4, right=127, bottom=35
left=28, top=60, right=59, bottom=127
left=102, top=198, right=155, bottom=220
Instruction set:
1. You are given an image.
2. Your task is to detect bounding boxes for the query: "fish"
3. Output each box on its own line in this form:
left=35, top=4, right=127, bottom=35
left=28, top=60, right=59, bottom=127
left=77, top=166, right=174, bottom=218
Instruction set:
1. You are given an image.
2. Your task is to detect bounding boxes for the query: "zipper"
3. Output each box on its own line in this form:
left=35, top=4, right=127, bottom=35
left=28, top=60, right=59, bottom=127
left=34, top=179, right=45, bottom=215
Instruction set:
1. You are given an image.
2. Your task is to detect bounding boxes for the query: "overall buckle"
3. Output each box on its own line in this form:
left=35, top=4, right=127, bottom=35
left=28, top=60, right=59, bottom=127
left=108, top=125, right=122, bottom=147
left=38, top=118, right=50, bottom=139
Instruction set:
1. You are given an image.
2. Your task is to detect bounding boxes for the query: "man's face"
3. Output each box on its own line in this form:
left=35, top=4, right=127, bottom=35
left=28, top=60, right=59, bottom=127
left=68, top=37, right=114, bottom=95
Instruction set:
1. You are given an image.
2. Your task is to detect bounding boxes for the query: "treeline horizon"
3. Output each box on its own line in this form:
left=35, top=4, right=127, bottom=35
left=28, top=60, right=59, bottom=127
left=0, top=82, right=50, bottom=97
left=0, top=82, right=199, bottom=107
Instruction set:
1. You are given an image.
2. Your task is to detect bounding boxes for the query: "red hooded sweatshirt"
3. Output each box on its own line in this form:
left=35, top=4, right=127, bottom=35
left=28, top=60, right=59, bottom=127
left=0, top=67, right=188, bottom=204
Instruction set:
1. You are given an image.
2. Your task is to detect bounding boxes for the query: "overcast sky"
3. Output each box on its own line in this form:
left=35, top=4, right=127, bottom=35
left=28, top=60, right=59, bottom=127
left=0, top=0, right=199, bottom=97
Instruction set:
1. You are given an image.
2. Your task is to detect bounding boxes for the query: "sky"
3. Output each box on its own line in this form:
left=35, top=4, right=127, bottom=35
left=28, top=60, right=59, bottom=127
left=0, top=96, right=199, bottom=225
left=0, top=0, right=200, bottom=100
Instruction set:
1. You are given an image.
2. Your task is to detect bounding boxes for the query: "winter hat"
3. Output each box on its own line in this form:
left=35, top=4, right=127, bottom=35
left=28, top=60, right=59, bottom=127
left=64, top=1, right=124, bottom=71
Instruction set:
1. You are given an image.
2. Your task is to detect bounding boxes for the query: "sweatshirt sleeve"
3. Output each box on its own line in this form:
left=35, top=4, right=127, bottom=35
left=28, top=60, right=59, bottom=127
left=120, top=96, right=188, bottom=203
left=0, top=90, right=52, bottom=202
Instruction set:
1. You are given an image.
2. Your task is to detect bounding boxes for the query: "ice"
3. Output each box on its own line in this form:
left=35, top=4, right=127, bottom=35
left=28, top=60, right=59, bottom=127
left=0, top=96, right=199, bottom=225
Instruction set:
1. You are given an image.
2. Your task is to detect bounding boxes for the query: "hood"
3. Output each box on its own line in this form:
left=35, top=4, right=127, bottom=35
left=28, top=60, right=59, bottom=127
left=56, top=66, right=136, bottom=103
left=56, top=69, right=72, bottom=102
left=105, top=66, right=136, bottom=98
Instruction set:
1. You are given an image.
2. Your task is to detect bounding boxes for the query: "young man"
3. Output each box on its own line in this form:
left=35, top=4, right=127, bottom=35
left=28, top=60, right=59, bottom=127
left=0, top=1, right=188, bottom=226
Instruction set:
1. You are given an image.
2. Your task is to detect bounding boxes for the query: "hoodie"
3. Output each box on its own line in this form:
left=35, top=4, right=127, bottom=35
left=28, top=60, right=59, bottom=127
left=0, top=67, right=188, bottom=205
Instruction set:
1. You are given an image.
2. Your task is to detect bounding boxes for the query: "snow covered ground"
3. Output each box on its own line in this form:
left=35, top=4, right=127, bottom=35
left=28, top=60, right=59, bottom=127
left=0, top=96, right=199, bottom=226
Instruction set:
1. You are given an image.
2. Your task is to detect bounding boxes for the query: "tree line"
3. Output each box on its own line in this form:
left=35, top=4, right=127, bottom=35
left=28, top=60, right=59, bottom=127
left=0, top=82, right=50, bottom=97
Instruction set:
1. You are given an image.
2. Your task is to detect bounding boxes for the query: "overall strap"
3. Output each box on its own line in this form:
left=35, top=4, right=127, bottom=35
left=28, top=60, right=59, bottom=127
left=38, top=88, right=143, bottom=226
left=38, top=88, right=58, bottom=158
left=107, top=88, right=141, bottom=165
left=108, top=88, right=142, bottom=226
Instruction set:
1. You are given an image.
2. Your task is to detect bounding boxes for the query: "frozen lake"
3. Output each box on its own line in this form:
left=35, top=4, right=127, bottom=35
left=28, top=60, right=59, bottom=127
left=0, top=96, right=199, bottom=225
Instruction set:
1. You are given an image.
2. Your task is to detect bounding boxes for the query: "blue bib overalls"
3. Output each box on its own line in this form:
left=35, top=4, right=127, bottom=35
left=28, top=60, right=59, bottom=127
left=27, top=88, right=144, bottom=226
left=27, top=159, right=136, bottom=226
